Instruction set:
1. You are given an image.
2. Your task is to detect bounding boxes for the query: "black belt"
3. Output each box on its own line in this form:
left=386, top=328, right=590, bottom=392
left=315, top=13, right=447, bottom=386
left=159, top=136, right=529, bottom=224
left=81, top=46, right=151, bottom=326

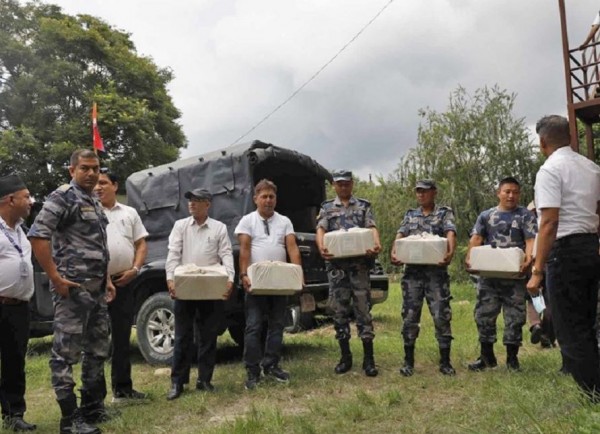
left=0, top=296, right=26, bottom=305
left=554, top=233, right=598, bottom=248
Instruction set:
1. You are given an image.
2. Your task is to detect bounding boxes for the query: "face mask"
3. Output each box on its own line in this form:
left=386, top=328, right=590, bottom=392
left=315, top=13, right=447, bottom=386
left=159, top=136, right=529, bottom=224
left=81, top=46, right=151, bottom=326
left=531, top=293, right=546, bottom=314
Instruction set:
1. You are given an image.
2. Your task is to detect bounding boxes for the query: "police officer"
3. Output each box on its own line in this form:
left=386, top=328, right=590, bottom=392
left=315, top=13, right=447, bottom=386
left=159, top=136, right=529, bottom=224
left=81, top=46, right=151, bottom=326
left=0, top=174, right=36, bottom=432
left=465, top=176, right=536, bottom=372
left=316, top=170, right=381, bottom=377
left=391, top=179, right=456, bottom=377
left=29, top=149, right=115, bottom=434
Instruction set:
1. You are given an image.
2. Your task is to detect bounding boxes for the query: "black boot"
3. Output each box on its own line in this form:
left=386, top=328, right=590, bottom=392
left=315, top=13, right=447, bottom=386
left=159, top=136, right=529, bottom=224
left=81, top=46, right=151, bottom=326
left=506, top=344, right=521, bottom=371
left=362, top=340, right=378, bottom=377
left=439, top=347, right=456, bottom=376
left=334, top=339, right=352, bottom=374
left=58, top=396, right=101, bottom=434
left=399, top=345, right=415, bottom=377
left=468, top=342, right=497, bottom=371
left=80, top=390, right=120, bottom=424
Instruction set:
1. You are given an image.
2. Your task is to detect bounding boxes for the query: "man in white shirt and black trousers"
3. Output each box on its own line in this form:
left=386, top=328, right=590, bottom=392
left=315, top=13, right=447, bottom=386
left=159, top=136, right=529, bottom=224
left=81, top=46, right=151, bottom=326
left=527, top=115, right=600, bottom=401
left=165, top=189, right=235, bottom=400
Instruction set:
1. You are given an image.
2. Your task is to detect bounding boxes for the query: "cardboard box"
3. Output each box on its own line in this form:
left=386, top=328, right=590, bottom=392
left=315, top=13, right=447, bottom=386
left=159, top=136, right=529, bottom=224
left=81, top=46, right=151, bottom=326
left=395, top=234, right=447, bottom=265
left=248, top=261, right=303, bottom=295
left=469, top=245, right=525, bottom=279
left=173, top=264, right=229, bottom=300
left=323, top=227, right=376, bottom=258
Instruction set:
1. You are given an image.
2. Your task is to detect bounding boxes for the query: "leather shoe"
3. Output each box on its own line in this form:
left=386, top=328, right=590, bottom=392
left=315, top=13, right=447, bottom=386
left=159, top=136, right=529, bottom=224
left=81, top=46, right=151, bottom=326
left=2, top=415, right=36, bottom=432
left=166, top=383, right=183, bottom=400
left=195, top=381, right=215, bottom=392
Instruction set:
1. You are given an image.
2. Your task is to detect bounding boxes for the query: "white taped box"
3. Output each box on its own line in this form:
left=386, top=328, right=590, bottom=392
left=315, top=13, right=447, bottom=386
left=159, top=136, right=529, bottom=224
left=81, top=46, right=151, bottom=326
left=323, top=227, right=375, bottom=258
left=395, top=233, right=447, bottom=265
left=248, top=261, right=303, bottom=296
left=173, top=264, right=229, bottom=300
left=470, top=245, right=525, bottom=279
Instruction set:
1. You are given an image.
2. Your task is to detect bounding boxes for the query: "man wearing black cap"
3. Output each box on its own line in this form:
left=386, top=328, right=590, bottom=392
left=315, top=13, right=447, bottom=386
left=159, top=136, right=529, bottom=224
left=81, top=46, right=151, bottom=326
left=316, top=170, right=382, bottom=377
left=391, top=179, right=457, bottom=377
left=0, top=174, right=36, bottom=432
left=165, top=188, right=235, bottom=400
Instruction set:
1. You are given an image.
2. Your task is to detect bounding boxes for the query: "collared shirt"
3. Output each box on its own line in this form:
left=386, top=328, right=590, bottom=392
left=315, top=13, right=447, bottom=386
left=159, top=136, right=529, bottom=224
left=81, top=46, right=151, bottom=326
left=471, top=206, right=537, bottom=250
left=397, top=205, right=456, bottom=237
left=103, top=202, right=149, bottom=275
left=0, top=216, right=34, bottom=300
left=28, top=180, right=109, bottom=280
left=234, top=211, right=295, bottom=264
left=165, top=216, right=234, bottom=281
left=316, top=195, right=376, bottom=232
left=535, top=146, right=600, bottom=239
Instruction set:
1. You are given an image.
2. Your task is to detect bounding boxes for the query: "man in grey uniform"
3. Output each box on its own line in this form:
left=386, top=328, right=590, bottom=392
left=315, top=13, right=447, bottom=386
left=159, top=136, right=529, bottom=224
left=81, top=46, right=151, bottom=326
left=29, top=149, right=115, bottom=434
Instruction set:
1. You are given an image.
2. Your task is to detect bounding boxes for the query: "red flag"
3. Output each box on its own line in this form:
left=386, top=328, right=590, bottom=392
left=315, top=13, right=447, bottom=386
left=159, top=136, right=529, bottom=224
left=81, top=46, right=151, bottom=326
left=92, top=102, right=105, bottom=153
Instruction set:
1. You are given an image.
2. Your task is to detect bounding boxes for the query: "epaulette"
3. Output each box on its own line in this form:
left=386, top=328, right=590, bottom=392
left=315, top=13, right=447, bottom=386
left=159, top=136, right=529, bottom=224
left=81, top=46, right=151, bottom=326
left=356, top=198, right=371, bottom=206
left=438, top=206, right=452, bottom=212
left=320, top=199, right=334, bottom=207
left=57, top=184, right=71, bottom=193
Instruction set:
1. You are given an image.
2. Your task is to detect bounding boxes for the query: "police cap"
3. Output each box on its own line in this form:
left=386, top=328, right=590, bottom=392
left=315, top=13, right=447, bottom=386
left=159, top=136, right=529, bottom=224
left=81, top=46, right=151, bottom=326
left=332, top=170, right=353, bottom=182
left=184, top=188, right=212, bottom=201
left=0, top=174, right=27, bottom=198
left=415, top=179, right=436, bottom=190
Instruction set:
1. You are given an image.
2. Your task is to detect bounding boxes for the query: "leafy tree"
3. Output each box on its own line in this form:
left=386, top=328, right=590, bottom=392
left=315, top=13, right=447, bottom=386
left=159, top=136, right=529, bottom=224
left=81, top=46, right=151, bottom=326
left=0, top=0, right=186, bottom=196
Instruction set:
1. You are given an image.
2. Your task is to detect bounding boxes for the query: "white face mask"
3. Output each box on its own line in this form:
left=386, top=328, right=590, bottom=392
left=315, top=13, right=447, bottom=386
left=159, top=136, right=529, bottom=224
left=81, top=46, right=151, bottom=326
left=531, top=294, right=546, bottom=314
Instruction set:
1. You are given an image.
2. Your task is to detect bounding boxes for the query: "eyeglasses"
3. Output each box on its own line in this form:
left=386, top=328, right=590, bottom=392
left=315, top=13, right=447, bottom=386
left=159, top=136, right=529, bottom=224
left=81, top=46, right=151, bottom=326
left=262, top=219, right=270, bottom=236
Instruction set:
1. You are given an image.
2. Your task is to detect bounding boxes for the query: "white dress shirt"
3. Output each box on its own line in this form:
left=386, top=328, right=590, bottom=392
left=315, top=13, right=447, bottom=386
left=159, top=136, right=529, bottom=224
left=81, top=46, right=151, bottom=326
left=535, top=146, right=600, bottom=239
left=0, top=216, right=34, bottom=301
left=234, top=211, right=294, bottom=264
left=165, top=216, right=235, bottom=281
left=103, top=202, right=149, bottom=275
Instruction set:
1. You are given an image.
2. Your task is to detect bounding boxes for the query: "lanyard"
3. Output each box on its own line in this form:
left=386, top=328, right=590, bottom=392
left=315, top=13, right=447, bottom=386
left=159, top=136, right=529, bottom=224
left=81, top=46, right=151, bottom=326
left=0, top=221, right=23, bottom=258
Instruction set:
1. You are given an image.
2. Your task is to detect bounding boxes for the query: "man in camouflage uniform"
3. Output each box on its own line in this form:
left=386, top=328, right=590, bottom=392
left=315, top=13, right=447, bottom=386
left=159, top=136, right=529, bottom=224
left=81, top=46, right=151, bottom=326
left=391, top=180, right=457, bottom=377
left=29, top=149, right=115, bottom=434
left=316, top=170, right=382, bottom=377
left=465, top=176, right=536, bottom=371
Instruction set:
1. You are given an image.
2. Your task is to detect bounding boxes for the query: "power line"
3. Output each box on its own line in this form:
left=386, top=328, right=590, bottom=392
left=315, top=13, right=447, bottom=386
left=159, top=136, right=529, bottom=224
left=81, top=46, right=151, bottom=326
left=229, top=0, right=395, bottom=146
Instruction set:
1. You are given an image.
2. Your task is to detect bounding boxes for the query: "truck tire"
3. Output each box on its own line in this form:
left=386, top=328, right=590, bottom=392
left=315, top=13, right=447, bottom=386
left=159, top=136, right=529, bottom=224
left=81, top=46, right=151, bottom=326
left=136, top=292, right=175, bottom=365
left=284, top=306, right=315, bottom=333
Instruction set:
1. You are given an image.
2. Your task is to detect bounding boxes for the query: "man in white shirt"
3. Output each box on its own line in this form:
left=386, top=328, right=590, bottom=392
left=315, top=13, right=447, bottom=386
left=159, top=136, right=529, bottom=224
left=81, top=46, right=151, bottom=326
left=0, top=174, right=36, bottom=432
left=527, top=115, right=600, bottom=400
left=94, top=171, right=148, bottom=403
left=165, top=189, right=234, bottom=400
left=234, top=179, right=302, bottom=390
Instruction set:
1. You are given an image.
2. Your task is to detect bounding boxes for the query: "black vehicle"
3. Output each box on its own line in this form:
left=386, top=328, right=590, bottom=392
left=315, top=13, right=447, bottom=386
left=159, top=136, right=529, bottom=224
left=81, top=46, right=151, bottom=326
left=29, top=141, right=389, bottom=364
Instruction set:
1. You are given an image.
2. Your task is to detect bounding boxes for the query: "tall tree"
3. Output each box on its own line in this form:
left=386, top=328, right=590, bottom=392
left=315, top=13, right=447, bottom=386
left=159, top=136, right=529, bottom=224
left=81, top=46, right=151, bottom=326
left=0, top=0, right=186, bottom=196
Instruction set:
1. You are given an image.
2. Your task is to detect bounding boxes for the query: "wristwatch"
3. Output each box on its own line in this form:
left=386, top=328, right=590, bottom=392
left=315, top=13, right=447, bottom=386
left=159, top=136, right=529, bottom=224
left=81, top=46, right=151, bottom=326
left=531, top=266, right=544, bottom=276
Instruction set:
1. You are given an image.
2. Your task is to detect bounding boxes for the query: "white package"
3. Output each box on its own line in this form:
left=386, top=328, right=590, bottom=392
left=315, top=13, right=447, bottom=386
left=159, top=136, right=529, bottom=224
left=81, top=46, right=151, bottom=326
left=174, top=264, right=229, bottom=300
left=394, top=233, right=448, bottom=265
left=248, top=261, right=303, bottom=296
left=323, top=227, right=376, bottom=258
left=470, top=245, right=525, bottom=279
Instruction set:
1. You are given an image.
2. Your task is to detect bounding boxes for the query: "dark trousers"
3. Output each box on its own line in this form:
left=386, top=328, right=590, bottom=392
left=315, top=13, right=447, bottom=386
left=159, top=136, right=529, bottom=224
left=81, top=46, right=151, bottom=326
left=0, top=301, right=29, bottom=417
left=171, top=299, right=223, bottom=386
left=243, top=294, right=286, bottom=374
left=546, top=233, right=600, bottom=398
left=108, top=282, right=135, bottom=393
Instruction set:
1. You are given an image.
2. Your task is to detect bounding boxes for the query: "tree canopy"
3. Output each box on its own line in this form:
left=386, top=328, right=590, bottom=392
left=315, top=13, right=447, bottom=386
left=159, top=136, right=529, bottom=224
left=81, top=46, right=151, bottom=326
left=0, top=0, right=186, bottom=196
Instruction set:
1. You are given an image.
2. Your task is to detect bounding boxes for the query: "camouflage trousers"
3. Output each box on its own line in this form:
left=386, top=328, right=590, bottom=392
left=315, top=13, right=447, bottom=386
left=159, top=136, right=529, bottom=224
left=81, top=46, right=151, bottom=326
left=401, top=265, right=453, bottom=348
left=474, top=277, right=526, bottom=345
left=328, top=263, right=374, bottom=341
left=50, top=278, right=110, bottom=404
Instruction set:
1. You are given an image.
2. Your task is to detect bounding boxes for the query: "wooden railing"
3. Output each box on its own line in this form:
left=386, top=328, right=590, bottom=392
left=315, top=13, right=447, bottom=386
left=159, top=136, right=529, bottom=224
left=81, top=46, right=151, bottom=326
left=570, top=33, right=600, bottom=102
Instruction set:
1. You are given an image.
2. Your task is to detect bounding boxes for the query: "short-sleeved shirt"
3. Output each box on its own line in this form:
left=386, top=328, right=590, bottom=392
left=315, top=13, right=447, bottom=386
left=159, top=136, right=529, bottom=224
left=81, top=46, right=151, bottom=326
left=234, top=211, right=294, bottom=264
left=316, top=196, right=376, bottom=232
left=0, top=217, right=34, bottom=301
left=471, top=206, right=537, bottom=250
left=535, top=146, right=600, bottom=239
left=397, top=205, right=456, bottom=237
left=103, top=202, right=149, bottom=275
left=28, top=181, right=109, bottom=280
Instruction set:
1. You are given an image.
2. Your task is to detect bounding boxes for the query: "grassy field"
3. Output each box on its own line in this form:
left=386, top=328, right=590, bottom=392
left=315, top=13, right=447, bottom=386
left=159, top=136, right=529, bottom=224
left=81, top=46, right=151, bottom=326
left=22, top=282, right=600, bottom=433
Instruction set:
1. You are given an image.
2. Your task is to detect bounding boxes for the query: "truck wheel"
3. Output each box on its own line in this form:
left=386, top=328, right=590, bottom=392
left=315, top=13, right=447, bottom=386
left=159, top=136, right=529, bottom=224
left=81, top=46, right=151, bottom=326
left=136, top=292, right=175, bottom=365
left=284, top=306, right=315, bottom=333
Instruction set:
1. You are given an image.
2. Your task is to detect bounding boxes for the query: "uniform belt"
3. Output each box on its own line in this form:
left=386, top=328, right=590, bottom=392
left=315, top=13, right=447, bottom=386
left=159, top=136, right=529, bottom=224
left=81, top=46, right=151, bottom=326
left=554, top=233, right=598, bottom=248
left=0, top=296, right=26, bottom=305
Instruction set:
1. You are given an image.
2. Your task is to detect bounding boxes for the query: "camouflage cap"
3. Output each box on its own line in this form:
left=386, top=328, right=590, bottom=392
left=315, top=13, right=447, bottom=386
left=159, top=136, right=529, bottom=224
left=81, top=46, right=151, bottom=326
left=332, top=170, right=353, bottom=182
left=0, top=174, right=27, bottom=198
left=184, top=188, right=212, bottom=201
left=415, top=179, right=436, bottom=190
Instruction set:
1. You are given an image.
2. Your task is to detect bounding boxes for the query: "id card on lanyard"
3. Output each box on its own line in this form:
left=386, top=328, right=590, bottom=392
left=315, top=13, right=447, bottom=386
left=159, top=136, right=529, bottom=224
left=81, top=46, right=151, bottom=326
left=0, top=222, right=28, bottom=278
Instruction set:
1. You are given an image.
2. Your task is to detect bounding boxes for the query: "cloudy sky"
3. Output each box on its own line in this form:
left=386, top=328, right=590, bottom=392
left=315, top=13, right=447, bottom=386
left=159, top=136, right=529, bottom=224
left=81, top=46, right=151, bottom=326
left=40, top=0, right=595, bottom=179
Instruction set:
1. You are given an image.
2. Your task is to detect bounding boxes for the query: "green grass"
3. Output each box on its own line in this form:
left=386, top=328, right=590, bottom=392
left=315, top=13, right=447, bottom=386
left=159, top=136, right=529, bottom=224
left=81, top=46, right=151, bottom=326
left=22, top=283, right=600, bottom=433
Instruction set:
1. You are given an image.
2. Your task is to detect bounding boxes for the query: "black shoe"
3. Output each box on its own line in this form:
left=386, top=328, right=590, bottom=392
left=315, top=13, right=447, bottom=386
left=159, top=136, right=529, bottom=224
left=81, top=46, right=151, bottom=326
left=468, top=357, right=498, bottom=372
left=244, top=372, right=261, bottom=390
left=399, top=362, right=414, bottom=377
left=2, top=416, right=37, bottom=432
left=334, top=355, right=353, bottom=374
left=111, top=389, right=148, bottom=404
left=60, top=410, right=100, bottom=434
left=264, top=365, right=290, bottom=383
left=507, top=357, right=521, bottom=371
left=196, top=381, right=215, bottom=392
left=540, top=335, right=554, bottom=349
left=530, top=325, right=542, bottom=345
left=82, top=407, right=120, bottom=424
left=166, top=383, right=183, bottom=400
left=439, top=362, right=456, bottom=376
